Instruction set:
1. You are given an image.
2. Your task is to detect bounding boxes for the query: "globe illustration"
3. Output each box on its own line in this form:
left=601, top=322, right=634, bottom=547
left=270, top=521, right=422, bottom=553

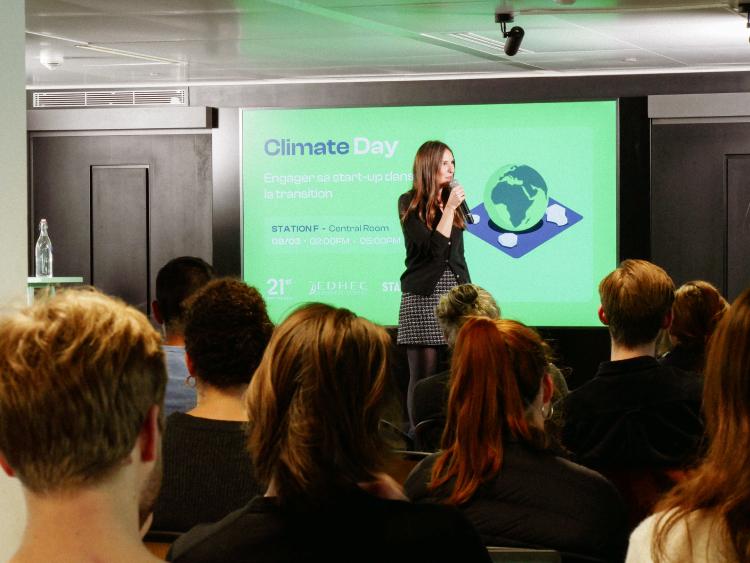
left=483, top=164, right=549, bottom=232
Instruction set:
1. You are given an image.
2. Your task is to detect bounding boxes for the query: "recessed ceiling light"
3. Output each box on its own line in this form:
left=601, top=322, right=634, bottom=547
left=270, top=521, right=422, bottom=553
left=624, top=57, right=638, bottom=63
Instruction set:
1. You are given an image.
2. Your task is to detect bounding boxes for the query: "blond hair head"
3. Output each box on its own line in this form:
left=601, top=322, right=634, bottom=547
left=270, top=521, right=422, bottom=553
left=435, top=284, right=501, bottom=347
left=0, top=288, right=166, bottom=493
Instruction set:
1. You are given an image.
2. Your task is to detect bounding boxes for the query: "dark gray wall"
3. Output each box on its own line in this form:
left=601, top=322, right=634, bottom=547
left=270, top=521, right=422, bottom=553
left=651, top=121, right=750, bottom=301
left=29, top=133, right=213, bottom=311
left=91, top=165, right=150, bottom=313
left=211, top=108, right=241, bottom=276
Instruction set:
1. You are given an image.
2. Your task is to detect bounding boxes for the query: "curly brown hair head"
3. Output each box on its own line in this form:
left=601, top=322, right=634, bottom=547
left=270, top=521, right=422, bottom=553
left=184, top=278, right=273, bottom=389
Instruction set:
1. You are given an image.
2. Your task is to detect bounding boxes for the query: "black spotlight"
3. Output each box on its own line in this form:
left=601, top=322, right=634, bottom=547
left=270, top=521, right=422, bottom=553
left=495, top=12, right=524, bottom=56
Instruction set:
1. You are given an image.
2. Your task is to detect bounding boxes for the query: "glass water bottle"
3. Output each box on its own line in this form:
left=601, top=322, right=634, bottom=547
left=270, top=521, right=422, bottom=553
left=35, top=218, right=53, bottom=278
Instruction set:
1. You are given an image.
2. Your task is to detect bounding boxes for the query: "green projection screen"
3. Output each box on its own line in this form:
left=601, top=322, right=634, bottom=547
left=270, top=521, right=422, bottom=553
left=242, top=101, right=617, bottom=327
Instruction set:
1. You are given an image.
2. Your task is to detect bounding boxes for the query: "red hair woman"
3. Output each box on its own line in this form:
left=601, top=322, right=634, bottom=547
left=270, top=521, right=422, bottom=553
left=405, top=317, right=628, bottom=561
left=397, top=140, right=470, bottom=430
left=659, top=280, right=728, bottom=373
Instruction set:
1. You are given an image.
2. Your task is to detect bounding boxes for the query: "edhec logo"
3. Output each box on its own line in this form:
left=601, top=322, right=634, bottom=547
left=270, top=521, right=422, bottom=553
left=308, top=280, right=368, bottom=295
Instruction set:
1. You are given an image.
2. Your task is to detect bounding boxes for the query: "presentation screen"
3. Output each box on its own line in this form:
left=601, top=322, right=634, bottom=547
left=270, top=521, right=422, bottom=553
left=242, top=101, right=617, bottom=327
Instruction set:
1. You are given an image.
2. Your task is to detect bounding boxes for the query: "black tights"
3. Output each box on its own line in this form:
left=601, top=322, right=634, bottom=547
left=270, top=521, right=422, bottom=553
left=406, top=345, right=441, bottom=430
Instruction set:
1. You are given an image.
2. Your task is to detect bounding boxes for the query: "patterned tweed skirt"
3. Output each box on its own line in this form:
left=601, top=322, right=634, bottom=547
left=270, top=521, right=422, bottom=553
left=397, top=267, right=459, bottom=346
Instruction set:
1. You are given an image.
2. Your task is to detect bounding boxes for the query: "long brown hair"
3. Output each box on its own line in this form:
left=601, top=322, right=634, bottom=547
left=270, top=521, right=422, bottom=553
left=400, top=140, right=464, bottom=229
left=429, top=317, right=548, bottom=505
left=245, top=303, right=393, bottom=504
left=652, top=287, right=750, bottom=561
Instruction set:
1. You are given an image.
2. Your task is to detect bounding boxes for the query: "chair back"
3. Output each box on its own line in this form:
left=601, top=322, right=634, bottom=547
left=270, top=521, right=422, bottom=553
left=487, top=546, right=561, bottom=562
left=414, top=417, right=445, bottom=452
left=383, top=450, right=430, bottom=485
left=143, top=530, right=181, bottom=560
left=598, top=466, right=686, bottom=529
left=379, top=419, right=414, bottom=451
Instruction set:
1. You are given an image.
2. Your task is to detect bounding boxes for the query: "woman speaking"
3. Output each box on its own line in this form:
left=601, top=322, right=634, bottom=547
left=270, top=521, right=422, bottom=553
left=397, top=140, right=470, bottom=428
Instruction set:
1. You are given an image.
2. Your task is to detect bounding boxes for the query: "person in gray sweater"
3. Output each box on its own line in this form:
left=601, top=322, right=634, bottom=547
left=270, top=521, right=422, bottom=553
left=151, top=278, right=272, bottom=532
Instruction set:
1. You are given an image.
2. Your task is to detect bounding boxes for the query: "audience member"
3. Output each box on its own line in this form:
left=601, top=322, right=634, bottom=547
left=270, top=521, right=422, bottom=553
left=562, top=259, right=703, bottom=469
left=168, top=303, right=491, bottom=563
left=152, top=256, right=215, bottom=416
left=405, top=318, right=627, bottom=561
left=561, top=260, right=704, bottom=527
left=627, top=287, right=750, bottom=562
left=413, top=283, right=568, bottom=451
left=152, top=278, right=271, bottom=532
left=659, top=280, right=728, bottom=373
left=0, top=289, right=166, bottom=562
left=412, top=284, right=500, bottom=447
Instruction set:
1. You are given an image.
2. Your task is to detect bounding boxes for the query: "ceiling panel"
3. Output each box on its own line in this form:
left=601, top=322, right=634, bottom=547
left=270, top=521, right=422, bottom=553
left=569, top=9, right=745, bottom=49
left=24, top=0, right=750, bottom=87
left=522, top=48, right=686, bottom=71
left=660, top=47, right=750, bottom=65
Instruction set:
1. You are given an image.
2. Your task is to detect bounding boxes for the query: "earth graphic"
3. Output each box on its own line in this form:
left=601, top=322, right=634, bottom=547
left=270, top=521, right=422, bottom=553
left=483, top=164, right=549, bottom=232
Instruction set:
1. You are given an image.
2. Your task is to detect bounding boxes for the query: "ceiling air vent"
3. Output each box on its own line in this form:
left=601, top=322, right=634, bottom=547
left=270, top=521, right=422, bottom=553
left=32, top=91, right=86, bottom=107
left=33, top=89, right=187, bottom=108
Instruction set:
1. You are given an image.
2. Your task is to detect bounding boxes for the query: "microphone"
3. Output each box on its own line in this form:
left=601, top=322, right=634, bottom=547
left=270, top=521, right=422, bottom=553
left=449, top=179, right=475, bottom=224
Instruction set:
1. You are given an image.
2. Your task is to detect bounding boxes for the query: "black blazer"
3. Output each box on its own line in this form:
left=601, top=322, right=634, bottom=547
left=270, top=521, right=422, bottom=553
left=561, top=356, right=704, bottom=469
left=398, top=192, right=470, bottom=296
left=168, top=487, right=492, bottom=563
left=404, top=443, right=628, bottom=562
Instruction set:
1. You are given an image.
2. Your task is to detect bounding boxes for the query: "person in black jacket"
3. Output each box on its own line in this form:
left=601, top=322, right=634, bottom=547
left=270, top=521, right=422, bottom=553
left=397, top=140, right=470, bottom=429
left=404, top=317, right=627, bottom=561
left=562, top=260, right=704, bottom=471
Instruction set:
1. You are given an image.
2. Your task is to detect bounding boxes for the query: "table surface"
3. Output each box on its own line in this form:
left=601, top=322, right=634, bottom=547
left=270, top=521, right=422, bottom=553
left=27, top=276, right=84, bottom=285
